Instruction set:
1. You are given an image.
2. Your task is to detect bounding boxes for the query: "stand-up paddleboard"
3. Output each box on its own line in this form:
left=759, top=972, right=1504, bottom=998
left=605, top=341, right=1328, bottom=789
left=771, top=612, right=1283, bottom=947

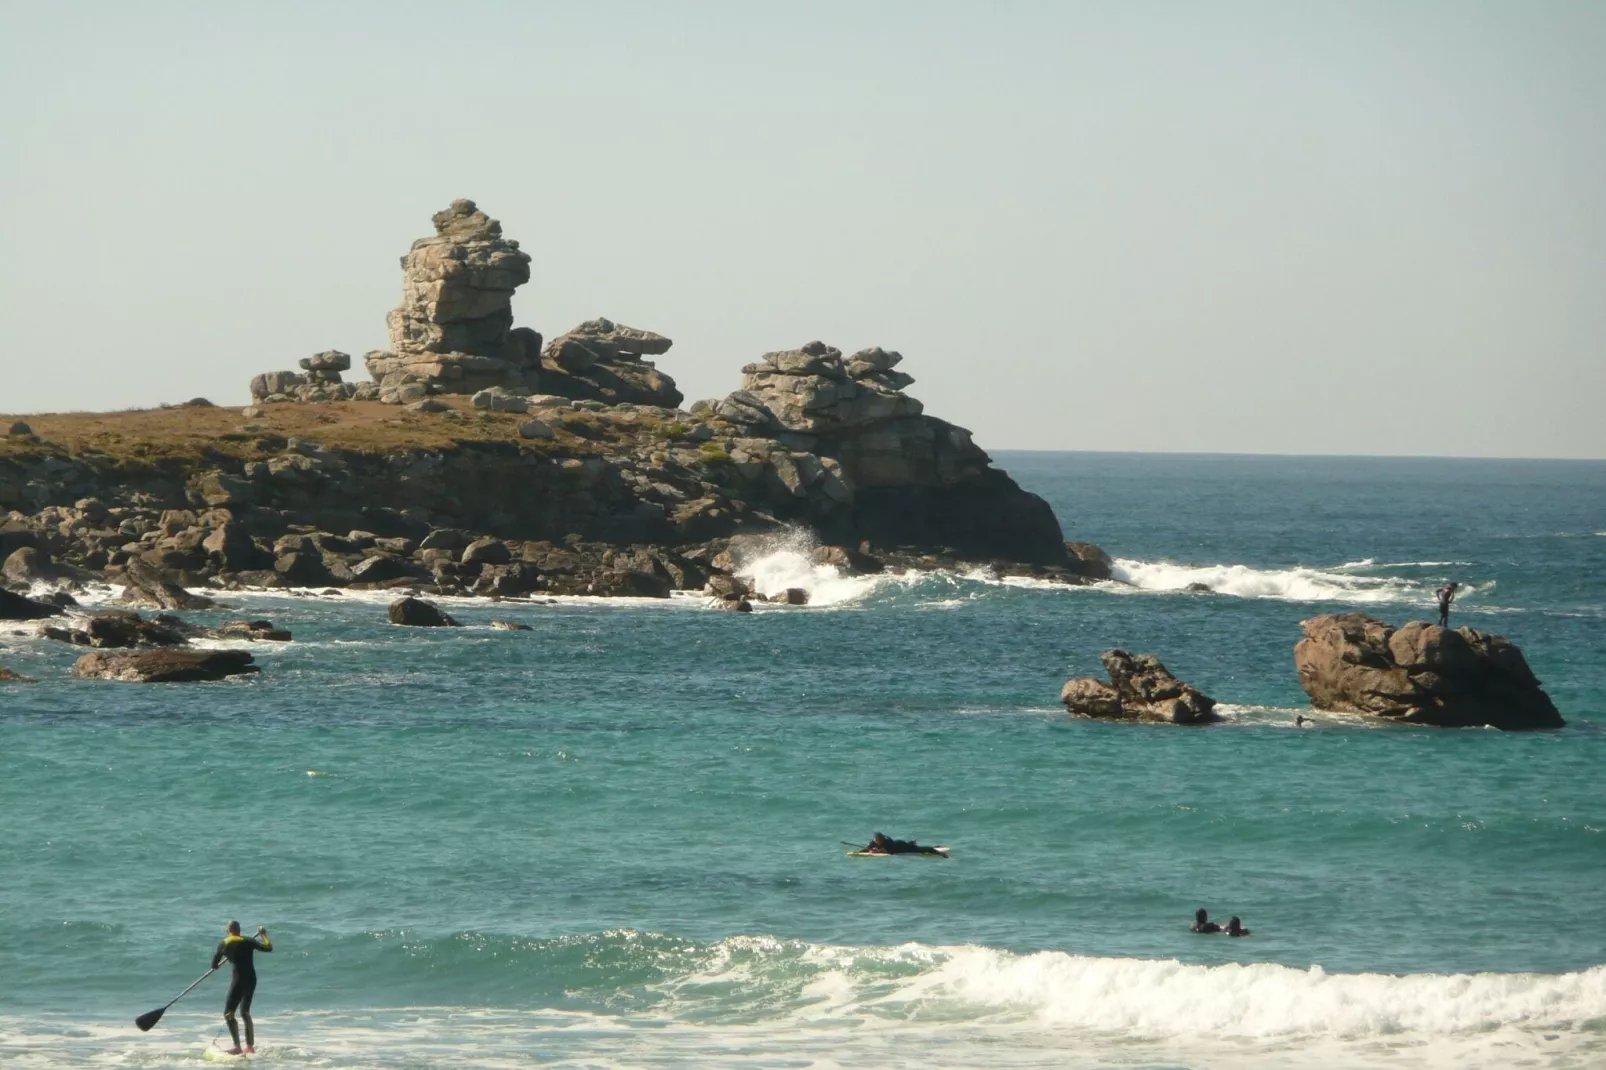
left=847, top=846, right=950, bottom=858
left=202, top=1047, right=248, bottom=1061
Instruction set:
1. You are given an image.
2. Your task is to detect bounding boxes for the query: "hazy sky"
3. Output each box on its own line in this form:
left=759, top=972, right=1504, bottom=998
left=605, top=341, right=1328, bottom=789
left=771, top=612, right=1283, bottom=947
left=4, top=1, right=1603, bottom=457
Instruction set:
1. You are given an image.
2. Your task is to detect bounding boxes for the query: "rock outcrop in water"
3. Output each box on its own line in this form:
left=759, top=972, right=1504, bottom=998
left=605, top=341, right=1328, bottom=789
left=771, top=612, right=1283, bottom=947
left=1060, top=650, right=1220, bottom=724
left=1294, top=613, right=1564, bottom=730
left=70, top=648, right=259, bottom=683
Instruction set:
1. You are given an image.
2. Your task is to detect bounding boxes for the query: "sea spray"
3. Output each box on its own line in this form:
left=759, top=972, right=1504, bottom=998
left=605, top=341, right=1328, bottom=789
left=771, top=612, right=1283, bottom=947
left=728, top=528, right=889, bottom=606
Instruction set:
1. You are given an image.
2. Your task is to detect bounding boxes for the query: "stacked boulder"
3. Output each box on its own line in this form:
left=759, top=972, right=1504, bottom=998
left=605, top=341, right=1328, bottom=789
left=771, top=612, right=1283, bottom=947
left=537, top=318, right=683, bottom=407
left=697, top=341, right=1066, bottom=565
left=364, top=199, right=537, bottom=401
left=248, top=352, right=375, bottom=404
left=1294, top=613, right=1564, bottom=730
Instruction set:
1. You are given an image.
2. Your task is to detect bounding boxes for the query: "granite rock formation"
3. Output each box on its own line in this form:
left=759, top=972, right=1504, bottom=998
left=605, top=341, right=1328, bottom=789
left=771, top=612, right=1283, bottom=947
left=365, top=199, right=535, bottom=398
left=694, top=341, right=1066, bottom=564
left=1060, top=650, right=1220, bottom=724
left=1293, top=613, right=1564, bottom=730
left=538, top=318, right=682, bottom=407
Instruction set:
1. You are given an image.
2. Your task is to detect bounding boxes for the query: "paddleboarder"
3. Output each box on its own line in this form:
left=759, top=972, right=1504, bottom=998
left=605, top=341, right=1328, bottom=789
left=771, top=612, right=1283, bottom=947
left=210, top=920, right=271, bottom=1055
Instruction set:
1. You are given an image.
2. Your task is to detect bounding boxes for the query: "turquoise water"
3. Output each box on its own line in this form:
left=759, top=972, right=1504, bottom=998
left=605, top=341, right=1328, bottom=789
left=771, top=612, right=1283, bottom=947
left=2, top=452, right=1604, bottom=1068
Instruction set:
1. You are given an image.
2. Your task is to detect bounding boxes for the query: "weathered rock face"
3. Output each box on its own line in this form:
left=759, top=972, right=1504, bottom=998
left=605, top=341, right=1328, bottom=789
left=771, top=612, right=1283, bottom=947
left=1294, top=613, right=1564, bottom=730
left=70, top=648, right=259, bottom=683
left=1060, top=650, right=1220, bottom=724
left=700, top=341, right=1066, bottom=565
left=366, top=200, right=536, bottom=397
left=538, top=318, right=682, bottom=407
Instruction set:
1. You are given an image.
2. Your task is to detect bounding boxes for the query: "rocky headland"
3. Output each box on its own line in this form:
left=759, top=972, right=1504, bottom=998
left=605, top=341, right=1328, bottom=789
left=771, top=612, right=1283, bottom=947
left=1294, top=613, right=1564, bottom=730
left=2, top=199, right=1102, bottom=611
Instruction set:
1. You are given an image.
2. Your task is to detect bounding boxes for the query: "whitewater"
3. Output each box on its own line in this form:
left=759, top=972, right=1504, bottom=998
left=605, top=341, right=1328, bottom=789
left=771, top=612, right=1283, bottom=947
left=2, top=451, right=1603, bottom=1069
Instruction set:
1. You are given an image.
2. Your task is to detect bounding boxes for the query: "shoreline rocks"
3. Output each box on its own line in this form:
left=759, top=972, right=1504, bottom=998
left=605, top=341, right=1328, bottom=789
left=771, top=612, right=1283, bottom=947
left=1294, top=613, right=1564, bottom=730
left=1061, top=650, right=1220, bottom=724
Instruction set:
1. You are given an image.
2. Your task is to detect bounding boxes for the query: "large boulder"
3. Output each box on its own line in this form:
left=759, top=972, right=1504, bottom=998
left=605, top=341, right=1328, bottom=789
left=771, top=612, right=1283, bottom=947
left=3, top=546, right=64, bottom=587
left=367, top=199, right=536, bottom=396
left=115, top=562, right=219, bottom=610
left=1060, top=650, right=1220, bottom=724
left=537, top=318, right=683, bottom=407
left=71, top=649, right=259, bottom=683
left=0, top=588, right=64, bottom=621
left=1294, top=613, right=1564, bottom=730
left=388, top=597, right=459, bottom=627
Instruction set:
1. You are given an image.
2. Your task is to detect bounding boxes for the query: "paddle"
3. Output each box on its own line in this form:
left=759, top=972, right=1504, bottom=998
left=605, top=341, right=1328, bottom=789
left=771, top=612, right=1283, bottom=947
left=135, top=967, right=216, bottom=1032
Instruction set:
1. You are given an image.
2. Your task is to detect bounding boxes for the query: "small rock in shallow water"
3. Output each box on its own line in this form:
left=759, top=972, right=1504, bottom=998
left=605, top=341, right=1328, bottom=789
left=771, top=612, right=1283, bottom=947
left=489, top=619, right=531, bottom=631
left=0, top=667, right=35, bottom=683
left=71, top=648, right=259, bottom=683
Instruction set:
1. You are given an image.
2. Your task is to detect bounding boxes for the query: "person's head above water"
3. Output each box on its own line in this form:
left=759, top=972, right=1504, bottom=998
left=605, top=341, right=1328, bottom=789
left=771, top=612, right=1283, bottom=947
left=1195, top=909, right=1209, bottom=924
left=226, top=920, right=241, bottom=936
left=1225, top=916, right=1246, bottom=935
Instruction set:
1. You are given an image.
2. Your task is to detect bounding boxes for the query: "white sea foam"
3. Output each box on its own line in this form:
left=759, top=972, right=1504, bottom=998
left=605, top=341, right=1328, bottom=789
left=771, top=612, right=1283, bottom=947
left=4, top=947, right=1599, bottom=1070
left=729, top=529, right=900, bottom=608
left=1108, top=558, right=1488, bottom=606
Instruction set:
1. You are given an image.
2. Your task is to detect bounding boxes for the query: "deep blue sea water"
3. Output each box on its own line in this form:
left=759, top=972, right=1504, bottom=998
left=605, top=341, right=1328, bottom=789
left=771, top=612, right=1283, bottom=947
left=2, top=452, right=1603, bottom=1069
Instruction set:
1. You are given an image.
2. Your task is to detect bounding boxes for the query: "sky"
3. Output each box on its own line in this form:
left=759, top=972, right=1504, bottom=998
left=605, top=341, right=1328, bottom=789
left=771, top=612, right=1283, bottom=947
left=3, top=1, right=1603, bottom=458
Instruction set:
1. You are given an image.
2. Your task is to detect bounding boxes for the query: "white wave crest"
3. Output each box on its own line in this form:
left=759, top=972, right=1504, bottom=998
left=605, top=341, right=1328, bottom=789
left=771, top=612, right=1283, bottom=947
left=729, top=529, right=894, bottom=608
left=1110, top=558, right=1487, bottom=605
left=897, top=946, right=1606, bottom=1039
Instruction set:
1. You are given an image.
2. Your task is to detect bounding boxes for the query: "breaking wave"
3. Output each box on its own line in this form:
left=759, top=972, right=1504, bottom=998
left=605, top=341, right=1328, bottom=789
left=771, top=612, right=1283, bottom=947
left=1109, top=558, right=1486, bottom=605
left=8, top=933, right=1598, bottom=1070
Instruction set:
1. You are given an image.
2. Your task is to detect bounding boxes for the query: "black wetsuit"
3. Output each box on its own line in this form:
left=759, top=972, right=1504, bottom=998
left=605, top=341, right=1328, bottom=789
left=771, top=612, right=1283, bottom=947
left=867, top=837, right=944, bottom=856
left=1437, top=587, right=1455, bottom=628
left=211, top=933, right=271, bottom=1048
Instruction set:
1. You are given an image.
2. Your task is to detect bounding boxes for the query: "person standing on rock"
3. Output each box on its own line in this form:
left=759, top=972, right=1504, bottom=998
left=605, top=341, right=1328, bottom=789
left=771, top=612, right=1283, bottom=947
left=211, top=920, right=271, bottom=1055
left=1436, top=582, right=1459, bottom=628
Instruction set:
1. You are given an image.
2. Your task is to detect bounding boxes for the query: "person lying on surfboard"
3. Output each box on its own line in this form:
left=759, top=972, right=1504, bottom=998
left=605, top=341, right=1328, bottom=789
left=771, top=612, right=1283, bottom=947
left=861, top=832, right=946, bottom=856
left=210, top=920, right=271, bottom=1055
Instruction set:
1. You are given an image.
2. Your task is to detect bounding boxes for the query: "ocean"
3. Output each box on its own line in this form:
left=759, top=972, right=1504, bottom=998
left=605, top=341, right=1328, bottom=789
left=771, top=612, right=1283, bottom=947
left=2, top=451, right=1603, bottom=1069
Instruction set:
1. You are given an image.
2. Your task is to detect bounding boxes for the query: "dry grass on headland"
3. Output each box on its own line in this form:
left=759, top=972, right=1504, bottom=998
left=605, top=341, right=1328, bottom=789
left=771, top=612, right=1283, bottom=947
left=0, top=400, right=679, bottom=463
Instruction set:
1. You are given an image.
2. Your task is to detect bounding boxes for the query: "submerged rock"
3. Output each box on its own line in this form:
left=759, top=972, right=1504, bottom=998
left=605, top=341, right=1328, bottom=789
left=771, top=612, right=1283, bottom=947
left=0, top=666, right=35, bottom=683
left=1294, top=613, right=1564, bottom=730
left=1060, top=650, right=1219, bottom=724
left=71, top=649, right=259, bottom=683
left=489, top=619, right=531, bottom=631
